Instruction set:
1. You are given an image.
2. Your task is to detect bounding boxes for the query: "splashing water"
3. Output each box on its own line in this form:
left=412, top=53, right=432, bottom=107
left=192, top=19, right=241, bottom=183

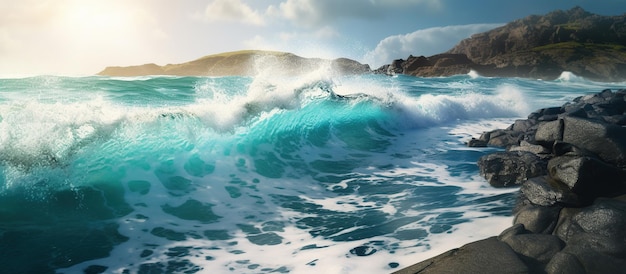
left=0, top=69, right=622, bottom=273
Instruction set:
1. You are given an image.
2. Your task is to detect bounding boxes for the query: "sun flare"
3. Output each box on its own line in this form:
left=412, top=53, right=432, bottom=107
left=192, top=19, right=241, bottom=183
left=59, top=1, right=136, bottom=45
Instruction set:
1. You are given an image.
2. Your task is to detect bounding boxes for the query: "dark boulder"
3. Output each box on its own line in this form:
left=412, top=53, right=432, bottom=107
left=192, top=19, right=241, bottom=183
left=486, top=129, right=526, bottom=148
left=551, top=141, right=595, bottom=157
left=559, top=248, right=626, bottom=274
left=562, top=89, right=626, bottom=120
left=508, top=141, right=551, bottom=158
left=498, top=224, right=565, bottom=268
left=571, top=197, right=626, bottom=250
left=478, top=151, right=548, bottom=187
left=387, top=59, right=405, bottom=75
left=513, top=203, right=562, bottom=234
left=468, top=126, right=533, bottom=148
left=561, top=116, right=626, bottom=166
left=547, top=156, right=626, bottom=201
left=406, top=89, right=626, bottom=274
left=520, top=176, right=580, bottom=207
left=544, top=252, right=586, bottom=274
left=556, top=232, right=626, bottom=273
left=553, top=197, right=626, bottom=255
left=534, top=119, right=564, bottom=145
left=552, top=207, right=584, bottom=243
left=528, top=107, right=563, bottom=122
left=392, top=237, right=529, bottom=274
left=467, top=138, right=488, bottom=147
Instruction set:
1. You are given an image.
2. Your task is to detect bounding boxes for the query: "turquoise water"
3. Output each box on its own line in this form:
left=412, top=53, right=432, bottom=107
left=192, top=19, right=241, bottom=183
left=0, top=71, right=622, bottom=273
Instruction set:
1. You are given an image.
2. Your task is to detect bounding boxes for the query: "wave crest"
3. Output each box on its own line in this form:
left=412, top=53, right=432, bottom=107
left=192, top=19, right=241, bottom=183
left=556, top=71, right=586, bottom=82
left=393, top=84, right=529, bottom=129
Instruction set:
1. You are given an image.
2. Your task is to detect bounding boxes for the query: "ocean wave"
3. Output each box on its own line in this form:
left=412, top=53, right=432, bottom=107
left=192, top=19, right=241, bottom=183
left=389, top=84, right=530, bottom=129
left=0, top=74, right=534, bottom=171
left=467, top=70, right=481, bottom=79
left=3, top=73, right=621, bottom=274
left=556, top=71, right=587, bottom=82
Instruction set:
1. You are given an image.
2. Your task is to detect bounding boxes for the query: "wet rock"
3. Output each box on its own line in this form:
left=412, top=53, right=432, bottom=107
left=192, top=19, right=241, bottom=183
left=528, top=107, right=563, bottom=121
left=551, top=141, right=594, bottom=157
left=520, top=176, right=580, bottom=207
left=392, top=237, right=528, bottom=274
left=513, top=203, right=562, bottom=234
left=552, top=207, right=584, bottom=243
left=559, top=235, right=626, bottom=274
left=545, top=252, right=586, bottom=274
left=486, top=129, right=523, bottom=148
left=350, top=245, right=377, bottom=256
left=478, top=151, right=548, bottom=187
left=409, top=88, right=626, bottom=274
left=572, top=197, right=626, bottom=249
left=578, top=252, right=626, bottom=274
left=548, top=156, right=626, bottom=201
left=561, top=116, right=626, bottom=166
left=534, top=119, right=564, bottom=145
left=498, top=225, right=564, bottom=267
left=467, top=138, right=488, bottom=147
left=508, top=141, right=551, bottom=158
left=508, top=119, right=538, bottom=134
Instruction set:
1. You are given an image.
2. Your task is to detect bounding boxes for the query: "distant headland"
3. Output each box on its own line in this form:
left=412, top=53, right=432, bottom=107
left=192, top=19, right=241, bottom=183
left=376, top=7, right=626, bottom=82
left=96, top=50, right=370, bottom=77
left=99, top=7, right=626, bottom=82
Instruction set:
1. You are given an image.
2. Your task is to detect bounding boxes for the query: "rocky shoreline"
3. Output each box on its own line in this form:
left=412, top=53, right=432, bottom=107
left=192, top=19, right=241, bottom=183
left=395, top=88, right=626, bottom=274
left=376, top=7, right=626, bottom=82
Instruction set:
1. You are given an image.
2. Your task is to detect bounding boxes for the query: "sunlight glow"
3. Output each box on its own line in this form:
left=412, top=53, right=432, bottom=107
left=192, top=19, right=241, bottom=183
left=59, top=1, right=136, bottom=45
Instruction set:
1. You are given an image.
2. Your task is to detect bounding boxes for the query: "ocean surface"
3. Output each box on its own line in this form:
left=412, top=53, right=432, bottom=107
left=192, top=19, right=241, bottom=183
left=0, top=68, right=623, bottom=274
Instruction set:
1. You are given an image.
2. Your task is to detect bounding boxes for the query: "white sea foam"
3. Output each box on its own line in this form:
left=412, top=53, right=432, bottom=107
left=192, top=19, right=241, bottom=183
left=5, top=74, right=624, bottom=274
left=392, top=84, right=530, bottom=129
left=556, top=71, right=585, bottom=82
left=467, top=69, right=481, bottom=79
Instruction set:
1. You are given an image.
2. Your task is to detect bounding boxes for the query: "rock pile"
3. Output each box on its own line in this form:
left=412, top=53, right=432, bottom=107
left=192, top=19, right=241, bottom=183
left=396, top=89, right=626, bottom=274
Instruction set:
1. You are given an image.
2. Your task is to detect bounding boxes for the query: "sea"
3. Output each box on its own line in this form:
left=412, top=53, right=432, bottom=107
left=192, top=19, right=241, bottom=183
left=0, top=67, right=623, bottom=274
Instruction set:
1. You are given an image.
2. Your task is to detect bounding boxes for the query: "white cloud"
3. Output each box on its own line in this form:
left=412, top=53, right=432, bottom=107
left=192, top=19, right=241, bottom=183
left=267, top=0, right=441, bottom=28
left=363, top=23, right=503, bottom=68
left=204, top=0, right=265, bottom=25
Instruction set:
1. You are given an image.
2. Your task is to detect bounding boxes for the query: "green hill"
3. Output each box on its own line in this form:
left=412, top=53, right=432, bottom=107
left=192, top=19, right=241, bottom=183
left=97, top=50, right=370, bottom=77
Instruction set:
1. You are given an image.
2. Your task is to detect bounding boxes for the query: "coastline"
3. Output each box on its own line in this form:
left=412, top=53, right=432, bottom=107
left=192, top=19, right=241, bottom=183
left=395, top=88, right=626, bottom=273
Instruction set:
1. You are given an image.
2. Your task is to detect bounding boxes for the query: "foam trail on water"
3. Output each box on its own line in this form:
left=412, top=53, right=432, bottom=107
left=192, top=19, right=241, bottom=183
left=4, top=74, right=625, bottom=274
left=391, top=84, right=530, bottom=129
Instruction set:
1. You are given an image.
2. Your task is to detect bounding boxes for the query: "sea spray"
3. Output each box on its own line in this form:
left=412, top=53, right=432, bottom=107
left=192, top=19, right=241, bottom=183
left=0, top=72, right=622, bottom=273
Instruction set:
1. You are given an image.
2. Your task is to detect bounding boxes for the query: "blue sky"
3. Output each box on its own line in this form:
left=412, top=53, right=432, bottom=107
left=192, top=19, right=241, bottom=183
left=1, top=0, right=624, bottom=75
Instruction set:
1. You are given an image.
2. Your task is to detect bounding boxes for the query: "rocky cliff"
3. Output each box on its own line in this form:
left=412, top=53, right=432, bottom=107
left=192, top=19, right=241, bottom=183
left=97, top=50, right=371, bottom=77
left=378, top=7, right=626, bottom=82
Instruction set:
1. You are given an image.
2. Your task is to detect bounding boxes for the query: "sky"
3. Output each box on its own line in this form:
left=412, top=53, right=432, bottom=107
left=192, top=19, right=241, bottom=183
left=1, top=0, right=624, bottom=76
